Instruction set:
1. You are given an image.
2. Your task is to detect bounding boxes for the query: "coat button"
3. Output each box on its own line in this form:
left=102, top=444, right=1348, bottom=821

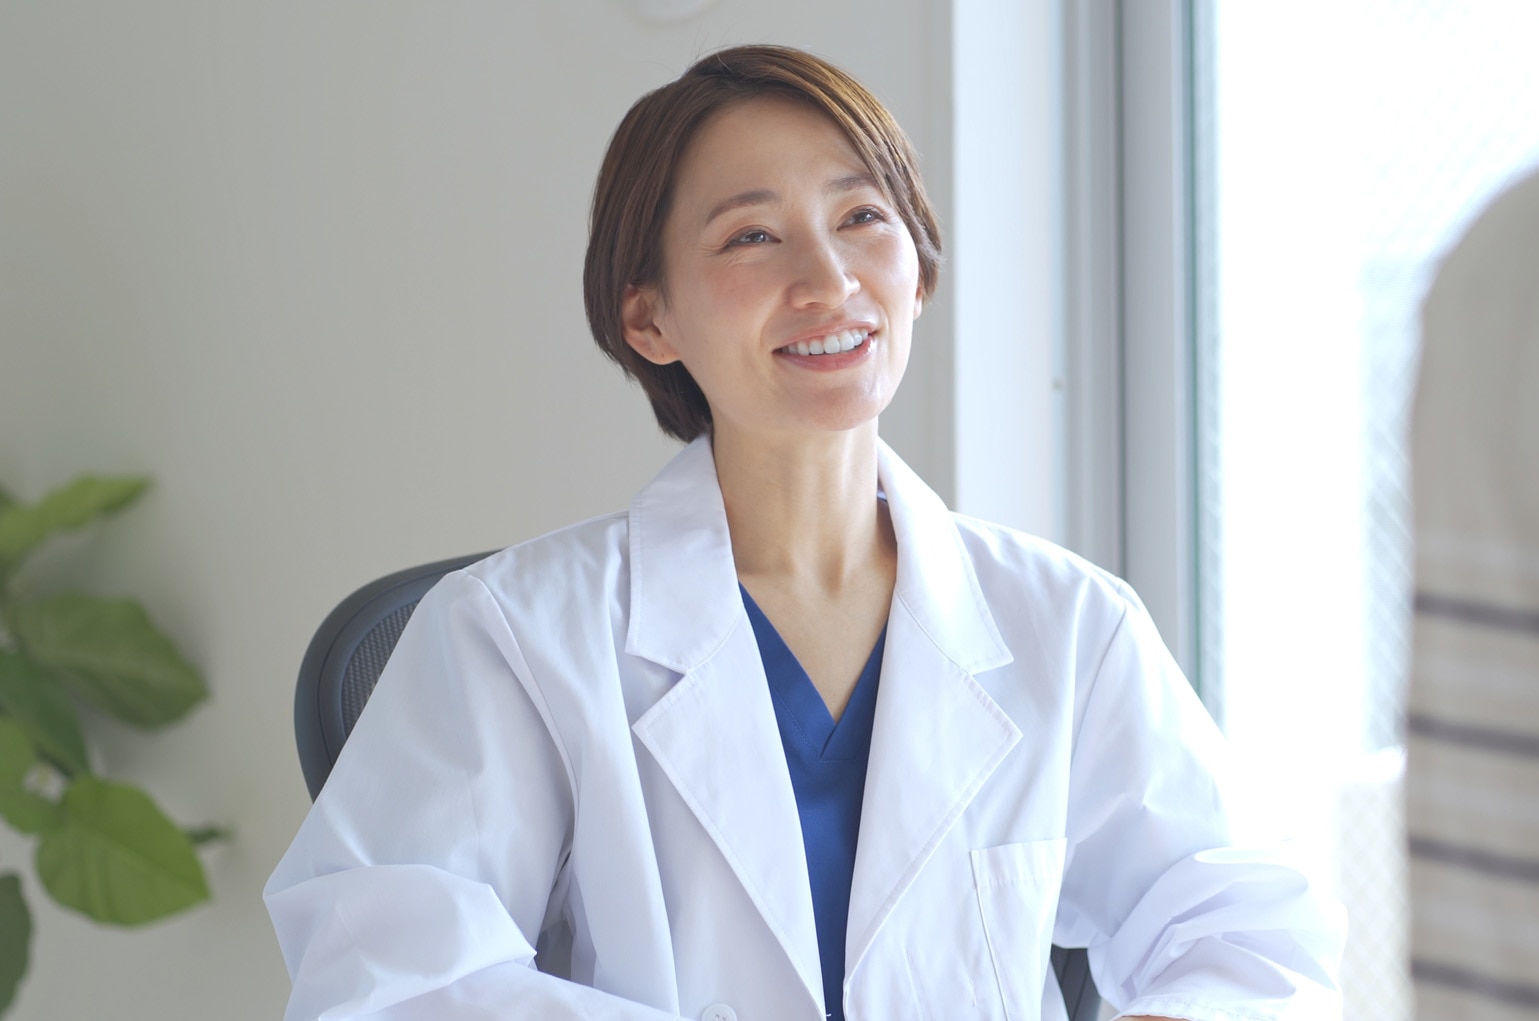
left=700, top=1005, right=737, bottom=1021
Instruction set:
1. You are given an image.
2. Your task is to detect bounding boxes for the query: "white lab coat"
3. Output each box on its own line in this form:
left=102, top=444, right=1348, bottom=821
left=266, top=438, right=1344, bottom=1021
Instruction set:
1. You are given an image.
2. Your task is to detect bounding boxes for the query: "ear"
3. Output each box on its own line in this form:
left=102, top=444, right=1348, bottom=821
left=913, top=284, right=924, bottom=321
left=621, top=284, right=681, bottom=366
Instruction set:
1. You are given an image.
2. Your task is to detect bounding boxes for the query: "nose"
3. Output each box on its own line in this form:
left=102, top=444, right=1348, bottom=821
left=788, top=236, right=859, bottom=309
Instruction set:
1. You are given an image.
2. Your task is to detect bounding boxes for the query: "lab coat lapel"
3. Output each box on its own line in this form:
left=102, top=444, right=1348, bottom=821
left=845, top=444, right=1021, bottom=975
left=626, top=439, right=825, bottom=1014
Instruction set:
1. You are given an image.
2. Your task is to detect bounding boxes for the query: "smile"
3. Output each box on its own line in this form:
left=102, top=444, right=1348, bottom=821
left=780, top=329, right=872, bottom=357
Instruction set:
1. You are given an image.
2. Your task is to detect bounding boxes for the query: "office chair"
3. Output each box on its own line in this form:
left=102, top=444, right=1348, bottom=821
left=294, top=554, right=1103, bottom=1021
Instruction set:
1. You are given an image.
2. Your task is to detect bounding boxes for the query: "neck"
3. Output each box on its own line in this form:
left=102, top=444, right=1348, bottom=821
left=710, top=421, right=893, bottom=594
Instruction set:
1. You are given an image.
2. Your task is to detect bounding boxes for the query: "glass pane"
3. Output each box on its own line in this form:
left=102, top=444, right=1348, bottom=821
left=1190, top=2, right=1539, bottom=1018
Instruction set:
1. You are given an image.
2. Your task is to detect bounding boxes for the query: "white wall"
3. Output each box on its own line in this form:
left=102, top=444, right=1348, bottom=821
left=951, top=0, right=1065, bottom=542
left=0, top=2, right=966, bottom=1017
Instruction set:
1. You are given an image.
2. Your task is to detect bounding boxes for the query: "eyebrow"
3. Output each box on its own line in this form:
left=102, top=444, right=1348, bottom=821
left=701, top=173, right=879, bottom=228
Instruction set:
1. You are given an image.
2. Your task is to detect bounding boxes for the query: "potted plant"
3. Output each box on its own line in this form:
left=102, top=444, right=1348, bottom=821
left=0, top=475, right=220, bottom=1015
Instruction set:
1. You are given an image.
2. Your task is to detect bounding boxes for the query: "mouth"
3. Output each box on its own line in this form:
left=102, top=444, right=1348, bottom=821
left=777, top=328, right=874, bottom=357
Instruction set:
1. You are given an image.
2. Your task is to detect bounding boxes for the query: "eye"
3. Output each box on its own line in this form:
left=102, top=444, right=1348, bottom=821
left=728, top=228, right=773, bottom=246
left=846, top=207, right=887, bottom=226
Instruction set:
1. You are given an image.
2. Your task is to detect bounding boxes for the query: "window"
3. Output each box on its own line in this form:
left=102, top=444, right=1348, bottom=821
left=1081, top=2, right=1539, bottom=1017
left=1188, top=3, right=1539, bottom=1017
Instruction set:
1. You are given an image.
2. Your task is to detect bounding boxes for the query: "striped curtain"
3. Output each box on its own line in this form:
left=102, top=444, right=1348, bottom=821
left=1408, top=168, right=1539, bottom=1019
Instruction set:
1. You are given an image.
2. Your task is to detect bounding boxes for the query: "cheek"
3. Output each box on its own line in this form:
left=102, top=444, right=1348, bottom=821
left=711, top=263, right=781, bottom=312
left=672, top=264, right=756, bottom=325
left=877, top=225, right=921, bottom=278
left=902, top=233, right=922, bottom=281
left=883, top=238, right=923, bottom=310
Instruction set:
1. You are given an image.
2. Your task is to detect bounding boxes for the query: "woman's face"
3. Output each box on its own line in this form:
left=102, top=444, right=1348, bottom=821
left=622, top=96, right=922, bottom=443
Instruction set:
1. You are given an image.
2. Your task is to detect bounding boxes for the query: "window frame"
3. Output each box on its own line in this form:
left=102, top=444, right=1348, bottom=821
left=1063, top=0, right=1200, bottom=685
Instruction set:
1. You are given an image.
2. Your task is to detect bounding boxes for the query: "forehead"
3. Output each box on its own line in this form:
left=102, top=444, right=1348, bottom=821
left=670, top=96, right=872, bottom=214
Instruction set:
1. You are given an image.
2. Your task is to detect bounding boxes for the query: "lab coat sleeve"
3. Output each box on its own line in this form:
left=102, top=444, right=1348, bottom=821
left=1053, top=586, right=1346, bottom=1021
left=265, top=571, right=683, bottom=1021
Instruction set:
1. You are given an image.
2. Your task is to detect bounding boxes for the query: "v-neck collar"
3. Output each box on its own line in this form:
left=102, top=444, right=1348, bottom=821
left=739, top=585, right=885, bottom=762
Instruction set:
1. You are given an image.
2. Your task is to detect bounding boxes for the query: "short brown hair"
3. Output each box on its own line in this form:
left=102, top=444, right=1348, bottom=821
left=583, top=44, right=943, bottom=442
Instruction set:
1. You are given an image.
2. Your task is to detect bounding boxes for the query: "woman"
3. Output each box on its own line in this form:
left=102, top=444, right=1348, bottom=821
left=267, top=45, right=1343, bottom=1021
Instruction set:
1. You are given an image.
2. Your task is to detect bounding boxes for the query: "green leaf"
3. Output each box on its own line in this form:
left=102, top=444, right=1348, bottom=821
left=0, top=717, right=62, bottom=837
left=0, top=717, right=33, bottom=784
left=0, top=873, right=32, bottom=1014
left=6, top=594, right=205, bottom=728
left=35, top=774, right=209, bottom=926
left=0, top=476, right=149, bottom=567
left=183, top=824, right=233, bottom=847
left=0, top=650, right=90, bottom=775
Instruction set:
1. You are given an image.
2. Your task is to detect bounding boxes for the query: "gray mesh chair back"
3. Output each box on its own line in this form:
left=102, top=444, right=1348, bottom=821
left=293, top=554, right=1102, bottom=1021
left=294, top=552, right=492, bottom=800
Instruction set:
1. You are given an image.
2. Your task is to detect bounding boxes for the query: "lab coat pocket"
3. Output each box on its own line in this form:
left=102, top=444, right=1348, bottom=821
left=970, top=838, right=1067, bottom=1021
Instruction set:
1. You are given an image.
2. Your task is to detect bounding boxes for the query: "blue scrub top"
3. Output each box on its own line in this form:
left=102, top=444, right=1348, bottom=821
left=740, top=586, right=885, bottom=1021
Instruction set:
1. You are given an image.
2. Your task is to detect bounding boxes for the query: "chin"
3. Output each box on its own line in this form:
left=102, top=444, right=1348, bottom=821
left=797, top=401, right=890, bottom=437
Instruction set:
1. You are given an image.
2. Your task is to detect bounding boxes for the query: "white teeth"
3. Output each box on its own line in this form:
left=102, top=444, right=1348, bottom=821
left=789, top=329, right=868, bottom=356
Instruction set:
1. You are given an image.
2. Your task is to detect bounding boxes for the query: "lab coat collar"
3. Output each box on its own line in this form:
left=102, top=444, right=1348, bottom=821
left=628, top=436, right=1019, bottom=1012
left=628, top=438, right=823, bottom=1010
left=842, top=442, right=1021, bottom=978
left=623, top=436, right=740, bottom=672
left=876, top=440, right=1013, bottom=675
